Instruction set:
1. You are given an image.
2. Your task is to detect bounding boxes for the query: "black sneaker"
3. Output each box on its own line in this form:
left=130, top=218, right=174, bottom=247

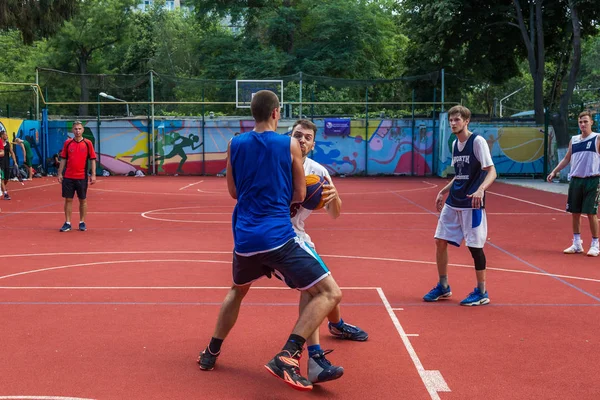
left=79, top=222, right=87, bottom=231
left=307, top=349, right=344, bottom=383
left=328, top=321, right=369, bottom=341
left=59, top=222, right=72, bottom=232
left=264, top=350, right=313, bottom=391
left=3, top=193, right=10, bottom=200
left=197, top=348, right=219, bottom=371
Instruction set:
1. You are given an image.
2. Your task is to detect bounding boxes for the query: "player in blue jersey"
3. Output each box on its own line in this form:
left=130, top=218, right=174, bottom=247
left=197, top=91, right=343, bottom=392
left=547, top=111, right=600, bottom=256
left=423, top=105, right=497, bottom=306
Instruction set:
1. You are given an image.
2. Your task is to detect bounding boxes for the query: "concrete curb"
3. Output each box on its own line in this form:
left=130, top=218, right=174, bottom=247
left=497, top=178, right=568, bottom=195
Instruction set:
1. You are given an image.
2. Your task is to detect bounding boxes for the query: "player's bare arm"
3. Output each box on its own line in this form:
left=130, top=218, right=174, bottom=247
left=226, top=142, right=237, bottom=199
left=16, top=142, right=26, bottom=163
left=468, top=165, right=497, bottom=209
left=436, top=177, right=455, bottom=211
left=90, top=160, right=97, bottom=184
left=290, top=138, right=306, bottom=204
left=547, top=139, right=573, bottom=182
left=322, top=175, right=341, bottom=219
left=57, top=159, right=66, bottom=183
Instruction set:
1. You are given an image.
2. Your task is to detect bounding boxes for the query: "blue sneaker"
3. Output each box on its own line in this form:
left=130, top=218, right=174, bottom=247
left=79, top=222, right=87, bottom=231
left=307, top=349, right=344, bottom=383
left=59, top=222, right=71, bottom=232
left=328, top=321, right=368, bottom=341
left=423, top=283, right=452, bottom=302
left=460, top=288, right=490, bottom=306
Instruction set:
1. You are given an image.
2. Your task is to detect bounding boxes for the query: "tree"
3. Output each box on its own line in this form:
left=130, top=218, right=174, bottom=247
left=0, top=0, right=79, bottom=44
left=44, top=0, right=138, bottom=116
left=400, top=0, right=599, bottom=148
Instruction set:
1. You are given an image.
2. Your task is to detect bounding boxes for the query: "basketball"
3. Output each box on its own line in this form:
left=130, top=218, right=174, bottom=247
left=302, top=174, right=326, bottom=210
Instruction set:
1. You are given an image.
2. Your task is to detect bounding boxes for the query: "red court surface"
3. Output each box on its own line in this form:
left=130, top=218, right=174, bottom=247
left=0, top=176, right=598, bottom=400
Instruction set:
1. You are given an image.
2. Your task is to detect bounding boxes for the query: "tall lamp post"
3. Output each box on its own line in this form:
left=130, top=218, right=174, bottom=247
left=499, top=86, right=525, bottom=117
left=99, top=92, right=130, bottom=116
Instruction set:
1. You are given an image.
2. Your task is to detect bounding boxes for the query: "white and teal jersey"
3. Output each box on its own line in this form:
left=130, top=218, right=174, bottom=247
left=290, top=157, right=332, bottom=249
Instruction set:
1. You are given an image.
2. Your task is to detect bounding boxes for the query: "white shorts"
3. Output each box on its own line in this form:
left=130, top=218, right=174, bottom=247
left=434, top=205, right=487, bottom=248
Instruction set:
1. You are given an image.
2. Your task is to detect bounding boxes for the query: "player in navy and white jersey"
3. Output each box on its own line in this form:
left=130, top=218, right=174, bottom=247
left=423, top=106, right=497, bottom=306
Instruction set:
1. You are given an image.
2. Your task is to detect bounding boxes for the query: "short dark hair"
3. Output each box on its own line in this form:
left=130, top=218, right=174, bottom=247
left=292, top=119, right=317, bottom=134
left=448, top=105, right=471, bottom=121
left=251, top=90, right=280, bottom=123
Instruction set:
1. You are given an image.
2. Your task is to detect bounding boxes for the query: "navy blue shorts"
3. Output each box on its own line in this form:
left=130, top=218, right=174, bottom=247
left=62, top=177, right=88, bottom=199
left=233, top=238, right=330, bottom=290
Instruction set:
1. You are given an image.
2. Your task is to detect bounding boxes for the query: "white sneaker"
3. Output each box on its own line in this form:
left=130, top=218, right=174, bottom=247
left=587, top=246, right=599, bottom=257
left=564, top=240, right=584, bottom=254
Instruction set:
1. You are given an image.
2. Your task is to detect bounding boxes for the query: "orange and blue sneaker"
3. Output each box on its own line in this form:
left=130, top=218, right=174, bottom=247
left=307, top=349, right=344, bottom=383
left=423, top=283, right=452, bottom=302
left=264, top=350, right=313, bottom=391
left=197, top=348, right=219, bottom=371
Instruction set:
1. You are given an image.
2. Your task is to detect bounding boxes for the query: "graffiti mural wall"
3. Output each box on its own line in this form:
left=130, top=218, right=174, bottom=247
left=45, top=116, right=552, bottom=177
left=0, top=117, right=42, bottom=167
left=436, top=112, right=556, bottom=177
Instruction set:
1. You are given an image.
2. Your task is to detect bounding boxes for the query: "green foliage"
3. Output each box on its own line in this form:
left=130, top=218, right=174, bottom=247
left=0, top=0, right=78, bottom=45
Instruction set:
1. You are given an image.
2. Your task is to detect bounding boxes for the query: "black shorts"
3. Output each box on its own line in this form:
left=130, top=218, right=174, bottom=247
left=62, top=177, right=88, bottom=199
left=567, top=176, right=600, bottom=214
left=233, top=238, right=330, bottom=290
left=2, top=164, right=9, bottom=182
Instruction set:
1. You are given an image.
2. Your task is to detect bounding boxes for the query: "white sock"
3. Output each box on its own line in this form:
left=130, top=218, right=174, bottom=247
left=592, top=238, right=599, bottom=247
left=574, top=233, right=581, bottom=242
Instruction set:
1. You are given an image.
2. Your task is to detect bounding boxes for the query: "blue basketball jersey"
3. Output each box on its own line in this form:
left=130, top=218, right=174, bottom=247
left=446, top=134, right=487, bottom=209
left=230, top=131, right=296, bottom=253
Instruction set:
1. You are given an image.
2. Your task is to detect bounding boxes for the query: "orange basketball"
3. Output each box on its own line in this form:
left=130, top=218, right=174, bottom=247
left=302, top=174, right=326, bottom=210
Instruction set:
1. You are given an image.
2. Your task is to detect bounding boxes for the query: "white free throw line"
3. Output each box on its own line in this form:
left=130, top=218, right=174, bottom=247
left=377, top=288, right=450, bottom=400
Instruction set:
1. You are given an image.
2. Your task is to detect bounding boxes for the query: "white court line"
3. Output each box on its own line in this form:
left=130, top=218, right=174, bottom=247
left=179, top=180, right=203, bottom=191
left=487, top=191, right=565, bottom=212
left=90, top=188, right=215, bottom=197
left=141, top=206, right=230, bottom=224
left=0, top=286, right=380, bottom=290
left=406, top=334, right=420, bottom=337
left=0, top=283, right=440, bottom=399
left=377, top=287, right=450, bottom=400
left=0, top=397, right=95, bottom=400
left=8, top=182, right=59, bottom=193
left=2, top=251, right=599, bottom=284
left=7, top=211, right=562, bottom=216
left=392, top=308, right=404, bottom=311
left=322, top=254, right=600, bottom=283
left=0, top=259, right=230, bottom=281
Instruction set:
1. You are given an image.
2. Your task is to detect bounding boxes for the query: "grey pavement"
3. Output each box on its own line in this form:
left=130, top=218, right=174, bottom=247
left=497, top=178, right=568, bottom=195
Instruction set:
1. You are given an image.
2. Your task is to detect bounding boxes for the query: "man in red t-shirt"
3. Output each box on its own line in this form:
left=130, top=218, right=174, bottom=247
left=57, top=121, right=97, bottom=232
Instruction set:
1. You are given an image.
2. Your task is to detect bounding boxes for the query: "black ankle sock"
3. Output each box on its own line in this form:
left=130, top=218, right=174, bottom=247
left=282, top=334, right=305, bottom=355
left=208, top=337, right=223, bottom=354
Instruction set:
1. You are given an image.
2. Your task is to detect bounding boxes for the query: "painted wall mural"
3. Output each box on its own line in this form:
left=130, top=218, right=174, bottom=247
left=44, top=116, right=553, bottom=177
left=436, top=112, right=556, bottom=177
left=0, top=117, right=42, bottom=167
